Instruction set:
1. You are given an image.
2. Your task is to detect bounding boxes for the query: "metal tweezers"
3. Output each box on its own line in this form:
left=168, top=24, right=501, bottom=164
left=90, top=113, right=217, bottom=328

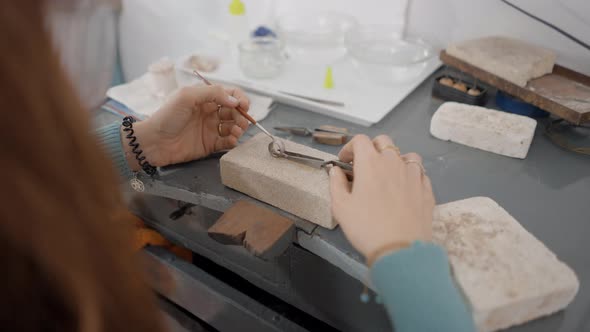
left=268, top=140, right=354, bottom=177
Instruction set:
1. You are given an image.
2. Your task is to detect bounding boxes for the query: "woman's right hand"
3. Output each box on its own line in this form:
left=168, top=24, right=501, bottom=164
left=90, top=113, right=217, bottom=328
left=329, top=135, right=436, bottom=260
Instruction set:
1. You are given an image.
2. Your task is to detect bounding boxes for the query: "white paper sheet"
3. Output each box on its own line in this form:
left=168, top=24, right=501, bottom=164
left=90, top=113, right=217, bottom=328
left=106, top=72, right=274, bottom=121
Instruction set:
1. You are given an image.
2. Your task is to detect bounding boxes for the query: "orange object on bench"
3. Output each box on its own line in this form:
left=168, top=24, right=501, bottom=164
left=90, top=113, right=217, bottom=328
left=115, top=209, right=193, bottom=261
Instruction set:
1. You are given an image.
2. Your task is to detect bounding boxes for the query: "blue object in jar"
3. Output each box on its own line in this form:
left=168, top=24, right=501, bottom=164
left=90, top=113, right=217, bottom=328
left=252, top=25, right=277, bottom=38
left=495, top=91, right=549, bottom=118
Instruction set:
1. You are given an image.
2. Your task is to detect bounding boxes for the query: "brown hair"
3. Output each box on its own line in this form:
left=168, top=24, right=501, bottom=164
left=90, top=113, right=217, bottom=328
left=0, top=1, right=165, bottom=331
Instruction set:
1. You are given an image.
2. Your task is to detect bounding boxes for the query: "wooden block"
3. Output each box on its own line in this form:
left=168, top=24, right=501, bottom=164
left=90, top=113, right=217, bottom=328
left=220, top=133, right=337, bottom=229
left=208, top=201, right=294, bottom=259
left=433, top=197, right=579, bottom=332
left=430, top=102, right=537, bottom=159
left=527, top=74, right=590, bottom=115
left=317, top=125, right=349, bottom=134
left=447, top=36, right=556, bottom=87
left=440, top=51, right=590, bottom=125
left=313, top=131, right=347, bottom=145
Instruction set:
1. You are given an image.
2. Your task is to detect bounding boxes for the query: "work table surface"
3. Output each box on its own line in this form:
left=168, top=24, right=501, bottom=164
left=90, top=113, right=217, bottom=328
left=97, top=70, right=590, bottom=332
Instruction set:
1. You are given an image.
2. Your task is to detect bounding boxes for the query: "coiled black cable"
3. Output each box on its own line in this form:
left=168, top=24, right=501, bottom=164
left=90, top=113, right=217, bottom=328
left=122, top=116, right=157, bottom=176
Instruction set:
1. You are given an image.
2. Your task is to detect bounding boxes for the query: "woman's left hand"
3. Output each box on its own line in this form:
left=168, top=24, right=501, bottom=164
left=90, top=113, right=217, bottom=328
left=127, top=85, right=250, bottom=169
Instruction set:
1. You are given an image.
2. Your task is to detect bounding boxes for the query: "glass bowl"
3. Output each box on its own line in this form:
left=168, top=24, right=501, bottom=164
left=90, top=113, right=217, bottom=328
left=346, top=25, right=435, bottom=84
left=239, top=37, right=286, bottom=79
left=276, top=11, right=358, bottom=64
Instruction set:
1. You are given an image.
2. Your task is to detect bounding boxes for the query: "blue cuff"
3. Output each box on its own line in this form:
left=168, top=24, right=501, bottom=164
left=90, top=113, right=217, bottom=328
left=95, top=122, right=133, bottom=181
left=371, top=241, right=476, bottom=332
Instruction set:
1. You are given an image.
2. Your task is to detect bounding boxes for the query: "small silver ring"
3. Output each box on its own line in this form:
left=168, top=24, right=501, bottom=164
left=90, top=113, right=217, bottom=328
left=268, top=139, right=286, bottom=158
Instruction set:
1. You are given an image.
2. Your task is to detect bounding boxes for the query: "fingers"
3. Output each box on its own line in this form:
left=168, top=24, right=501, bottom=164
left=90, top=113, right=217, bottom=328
left=401, top=153, right=424, bottom=181
left=329, top=166, right=351, bottom=218
left=225, top=87, right=250, bottom=112
left=338, top=134, right=377, bottom=163
left=178, top=85, right=240, bottom=109
left=422, top=174, right=436, bottom=206
left=372, top=135, right=404, bottom=170
left=216, top=87, right=250, bottom=131
left=214, top=135, right=239, bottom=151
left=400, top=152, right=435, bottom=221
left=401, top=153, right=422, bottom=163
left=218, top=107, right=249, bottom=131
left=202, top=102, right=219, bottom=114
left=372, top=135, right=396, bottom=153
left=218, top=123, right=244, bottom=137
left=229, top=124, right=244, bottom=138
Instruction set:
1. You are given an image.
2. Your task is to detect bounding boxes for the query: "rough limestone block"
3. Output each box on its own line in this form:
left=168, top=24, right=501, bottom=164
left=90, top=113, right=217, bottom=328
left=220, top=133, right=337, bottom=229
left=430, top=102, right=537, bottom=159
left=433, top=197, right=579, bottom=332
left=447, top=36, right=556, bottom=87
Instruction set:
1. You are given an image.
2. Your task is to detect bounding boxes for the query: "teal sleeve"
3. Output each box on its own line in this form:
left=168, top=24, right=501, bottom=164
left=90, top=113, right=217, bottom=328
left=371, top=241, right=476, bottom=332
left=95, top=122, right=133, bottom=181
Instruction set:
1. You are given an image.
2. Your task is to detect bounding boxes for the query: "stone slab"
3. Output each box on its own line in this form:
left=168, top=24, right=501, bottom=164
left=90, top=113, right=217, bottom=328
left=446, top=36, right=556, bottom=87
left=433, top=197, right=579, bottom=332
left=430, top=102, right=537, bottom=159
left=220, top=133, right=337, bottom=229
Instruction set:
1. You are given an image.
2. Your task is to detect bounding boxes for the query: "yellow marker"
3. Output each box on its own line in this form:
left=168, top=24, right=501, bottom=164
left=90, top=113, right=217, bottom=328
left=229, top=0, right=245, bottom=15
left=324, top=66, right=334, bottom=89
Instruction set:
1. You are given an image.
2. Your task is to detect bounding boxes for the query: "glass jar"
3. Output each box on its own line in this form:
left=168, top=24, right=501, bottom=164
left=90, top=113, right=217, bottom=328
left=239, top=37, right=285, bottom=79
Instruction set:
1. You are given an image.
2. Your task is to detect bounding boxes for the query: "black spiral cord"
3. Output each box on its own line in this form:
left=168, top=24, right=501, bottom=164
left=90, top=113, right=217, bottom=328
left=122, top=116, right=158, bottom=176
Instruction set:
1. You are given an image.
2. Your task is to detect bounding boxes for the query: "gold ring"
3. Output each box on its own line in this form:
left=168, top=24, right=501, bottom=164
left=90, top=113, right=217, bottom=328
left=218, top=122, right=223, bottom=136
left=217, top=104, right=222, bottom=115
left=405, top=159, right=426, bottom=174
left=378, top=145, right=400, bottom=155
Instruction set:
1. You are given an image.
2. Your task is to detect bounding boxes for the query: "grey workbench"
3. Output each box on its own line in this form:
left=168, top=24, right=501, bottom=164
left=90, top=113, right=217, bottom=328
left=98, top=68, right=590, bottom=332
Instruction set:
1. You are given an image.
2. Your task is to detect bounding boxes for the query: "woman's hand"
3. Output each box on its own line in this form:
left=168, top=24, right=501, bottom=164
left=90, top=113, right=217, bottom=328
left=126, top=85, right=250, bottom=169
left=329, top=135, right=435, bottom=259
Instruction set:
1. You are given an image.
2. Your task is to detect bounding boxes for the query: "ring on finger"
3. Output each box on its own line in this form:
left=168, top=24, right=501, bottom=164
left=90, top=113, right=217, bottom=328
left=218, top=122, right=223, bottom=136
left=217, top=104, right=222, bottom=115
left=405, top=159, right=426, bottom=175
left=378, top=145, right=400, bottom=155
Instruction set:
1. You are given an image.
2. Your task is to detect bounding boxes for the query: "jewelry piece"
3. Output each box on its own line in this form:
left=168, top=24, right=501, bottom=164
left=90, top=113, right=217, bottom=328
left=130, top=173, right=145, bottom=192
left=404, top=159, right=426, bottom=174
left=378, top=145, right=400, bottom=155
left=218, top=122, right=223, bottom=136
left=217, top=104, right=222, bottom=115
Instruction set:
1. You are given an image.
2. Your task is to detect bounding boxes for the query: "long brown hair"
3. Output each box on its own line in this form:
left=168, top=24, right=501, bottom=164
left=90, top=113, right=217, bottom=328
left=0, top=1, right=165, bottom=331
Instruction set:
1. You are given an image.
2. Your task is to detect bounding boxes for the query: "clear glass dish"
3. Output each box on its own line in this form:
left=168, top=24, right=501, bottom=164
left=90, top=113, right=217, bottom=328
left=276, top=11, right=358, bottom=64
left=239, top=37, right=285, bottom=79
left=346, top=25, right=436, bottom=84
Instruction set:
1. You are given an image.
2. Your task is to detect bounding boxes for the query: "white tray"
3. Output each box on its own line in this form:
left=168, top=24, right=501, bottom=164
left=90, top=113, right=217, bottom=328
left=177, top=54, right=440, bottom=126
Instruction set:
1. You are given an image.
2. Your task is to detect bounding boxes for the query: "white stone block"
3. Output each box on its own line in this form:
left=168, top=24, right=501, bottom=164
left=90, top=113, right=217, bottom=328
left=447, top=36, right=556, bottom=87
left=430, top=102, right=537, bottom=159
left=220, top=133, right=337, bottom=229
left=433, top=197, right=579, bottom=332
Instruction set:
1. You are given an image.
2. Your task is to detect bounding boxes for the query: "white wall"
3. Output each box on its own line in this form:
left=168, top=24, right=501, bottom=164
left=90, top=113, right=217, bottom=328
left=407, top=0, right=589, bottom=75
left=119, top=0, right=590, bottom=80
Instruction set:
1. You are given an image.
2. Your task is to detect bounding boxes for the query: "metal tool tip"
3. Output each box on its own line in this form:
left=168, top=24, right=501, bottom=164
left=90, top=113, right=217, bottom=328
left=256, top=123, right=274, bottom=139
